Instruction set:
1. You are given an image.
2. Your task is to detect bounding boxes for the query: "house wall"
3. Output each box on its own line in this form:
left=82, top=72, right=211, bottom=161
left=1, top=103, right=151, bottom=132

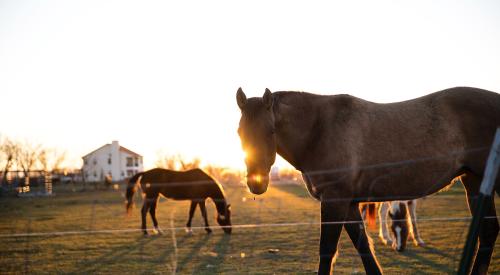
left=120, top=153, right=143, bottom=178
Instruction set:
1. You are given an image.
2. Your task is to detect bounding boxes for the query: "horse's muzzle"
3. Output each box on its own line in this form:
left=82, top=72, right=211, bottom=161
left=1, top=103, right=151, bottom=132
left=246, top=174, right=269, bottom=195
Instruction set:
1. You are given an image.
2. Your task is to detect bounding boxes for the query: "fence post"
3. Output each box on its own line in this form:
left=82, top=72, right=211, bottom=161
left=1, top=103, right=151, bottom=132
left=45, top=172, right=52, bottom=195
left=457, top=128, right=500, bottom=275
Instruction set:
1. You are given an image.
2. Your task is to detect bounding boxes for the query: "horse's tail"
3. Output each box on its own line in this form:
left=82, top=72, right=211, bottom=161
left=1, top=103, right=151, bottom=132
left=366, top=203, right=377, bottom=230
left=126, top=172, right=144, bottom=215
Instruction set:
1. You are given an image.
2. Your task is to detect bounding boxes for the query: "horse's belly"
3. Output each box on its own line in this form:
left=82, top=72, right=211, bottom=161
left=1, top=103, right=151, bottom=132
left=357, top=160, right=460, bottom=201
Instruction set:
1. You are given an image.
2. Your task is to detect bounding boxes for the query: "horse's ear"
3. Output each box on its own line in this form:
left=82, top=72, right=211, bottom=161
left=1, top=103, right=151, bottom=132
left=236, top=87, right=247, bottom=110
left=263, top=88, right=273, bottom=109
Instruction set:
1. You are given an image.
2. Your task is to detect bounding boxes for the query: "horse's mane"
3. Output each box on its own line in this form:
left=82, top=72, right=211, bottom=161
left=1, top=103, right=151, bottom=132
left=273, top=91, right=357, bottom=109
left=274, top=91, right=325, bottom=101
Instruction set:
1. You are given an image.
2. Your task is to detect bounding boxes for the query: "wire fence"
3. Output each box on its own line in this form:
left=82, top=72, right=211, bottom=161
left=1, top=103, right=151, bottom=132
left=0, top=146, right=499, bottom=274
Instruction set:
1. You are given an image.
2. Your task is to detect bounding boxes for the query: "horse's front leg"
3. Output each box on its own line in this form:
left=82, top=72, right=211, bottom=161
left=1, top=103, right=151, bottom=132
left=378, top=202, right=392, bottom=246
left=407, top=200, right=424, bottom=246
left=185, top=200, right=198, bottom=234
left=318, top=192, right=349, bottom=274
left=141, top=198, right=153, bottom=235
left=345, top=202, right=383, bottom=275
left=199, top=200, right=212, bottom=234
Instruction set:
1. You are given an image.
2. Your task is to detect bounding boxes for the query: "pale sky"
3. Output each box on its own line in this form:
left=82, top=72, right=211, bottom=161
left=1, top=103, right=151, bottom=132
left=1, top=0, right=500, bottom=170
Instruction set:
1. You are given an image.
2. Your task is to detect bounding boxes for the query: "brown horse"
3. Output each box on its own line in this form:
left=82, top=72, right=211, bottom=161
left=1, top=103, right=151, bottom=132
left=126, top=168, right=232, bottom=235
left=236, top=87, right=500, bottom=274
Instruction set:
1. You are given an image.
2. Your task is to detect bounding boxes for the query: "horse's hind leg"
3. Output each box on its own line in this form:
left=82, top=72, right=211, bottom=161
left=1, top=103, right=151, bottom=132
left=149, top=197, right=162, bottom=234
left=199, top=200, right=212, bottom=234
left=462, top=173, right=499, bottom=274
left=345, top=202, right=382, bottom=275
left=407, top=200, right=425, bottom=246
left=185, top=200, right=198, bottom=234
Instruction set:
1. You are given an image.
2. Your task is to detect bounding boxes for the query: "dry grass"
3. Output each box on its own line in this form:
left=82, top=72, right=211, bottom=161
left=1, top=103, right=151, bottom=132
left=0, top=183, right=499, bottom=274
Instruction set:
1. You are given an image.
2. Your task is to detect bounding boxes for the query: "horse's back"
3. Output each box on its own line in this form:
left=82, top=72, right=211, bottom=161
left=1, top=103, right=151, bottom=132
left=140, top=168, right=218, bottom=200
left=357, top=87, right=500, bottom=157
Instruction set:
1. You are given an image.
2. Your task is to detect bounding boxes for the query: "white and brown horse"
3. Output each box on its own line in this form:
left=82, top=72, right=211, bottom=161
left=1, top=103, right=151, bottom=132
left=361, top=200, right=425, bottom=252
left=236, top=87, right=499, bottom=274
left=379, top=200, right=425, bottom=251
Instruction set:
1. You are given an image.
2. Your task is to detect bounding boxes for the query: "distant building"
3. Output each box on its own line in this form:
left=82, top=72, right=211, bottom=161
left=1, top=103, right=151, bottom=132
left=82, top=141, right=143, bottom=182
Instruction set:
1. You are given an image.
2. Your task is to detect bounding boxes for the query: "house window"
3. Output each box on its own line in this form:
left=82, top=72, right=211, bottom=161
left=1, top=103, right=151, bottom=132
left=127, top=170, right=134, bottom=177
left=126, top=157, right=133, bottom=167
left=93, top=159, right=97, bottom=165
left=134, top=157, right=139, bottom=167
left=108, top=155, right=112, bottom=165
left=84, top=159, right=88, bottom=165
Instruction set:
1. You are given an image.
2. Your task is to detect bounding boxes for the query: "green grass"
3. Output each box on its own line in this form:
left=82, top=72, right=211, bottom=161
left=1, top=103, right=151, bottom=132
left=0, top=183, right=499, bottom=274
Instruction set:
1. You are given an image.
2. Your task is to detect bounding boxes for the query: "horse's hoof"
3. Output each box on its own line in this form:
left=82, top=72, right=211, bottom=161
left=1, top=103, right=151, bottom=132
left=379, top=237, right=392, bottom=246
left=154, top=227, right=164, bottom=235
left=417, top=241, right=425, bottom=247
left=185, top=228, right=193, bottom=235
left=205, top=228, right=213, bottom=234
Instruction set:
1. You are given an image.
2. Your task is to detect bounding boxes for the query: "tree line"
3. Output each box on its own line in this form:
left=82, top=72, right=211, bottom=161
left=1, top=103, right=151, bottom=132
left=0, top=136, right=66, bottom=186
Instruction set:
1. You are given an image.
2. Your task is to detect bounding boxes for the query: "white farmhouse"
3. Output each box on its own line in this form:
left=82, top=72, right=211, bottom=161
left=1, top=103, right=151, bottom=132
left=82, top=141, right=144, bottom=182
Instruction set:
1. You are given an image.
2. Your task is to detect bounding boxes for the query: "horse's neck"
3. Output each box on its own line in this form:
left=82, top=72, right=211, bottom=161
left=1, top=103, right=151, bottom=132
left=210, top=186, right=226, bottom=214
left=274, top=101, right=317, bottom=171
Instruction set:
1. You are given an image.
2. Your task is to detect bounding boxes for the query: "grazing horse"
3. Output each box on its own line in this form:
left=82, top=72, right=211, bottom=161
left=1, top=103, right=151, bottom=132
left=126, top=168, right=232, bottom=235
left=360, top=200, right=425, bottom=252
left=378, top=200, right=425, bottom=251
left=236, top=87, right=500, bottom=274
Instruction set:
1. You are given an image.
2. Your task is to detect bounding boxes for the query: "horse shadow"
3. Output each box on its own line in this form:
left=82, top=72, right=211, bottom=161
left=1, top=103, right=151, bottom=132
left=74, top=235, right=156, bottom=274
left=191, top=234, right=232, bottom=273
left=172, top=232, right=215, bottom=273
left=378, top=245, right=455, bottom=273
left=153, top=231, right=204, bottom=272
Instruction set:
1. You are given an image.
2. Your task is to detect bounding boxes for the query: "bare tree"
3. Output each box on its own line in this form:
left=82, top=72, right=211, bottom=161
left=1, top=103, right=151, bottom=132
left=179, top=157, right=200, bottom=170
left=38, top=148, right=67, bottom=173
left=51, top=149, right=67, bottom=173
left=155, top=153, right=178, bottom=170
left=0, top=137, right=20, bottom=186
left=17, top=141, right=42, bottom=178
left=155, top=153, right=200, bottom=170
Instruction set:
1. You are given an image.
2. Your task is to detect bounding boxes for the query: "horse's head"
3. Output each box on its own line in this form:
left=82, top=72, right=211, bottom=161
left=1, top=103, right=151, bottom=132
left=216, top=204, right=232, bottom=234
left=236, top=87, right=277, bottom=195
left=388, top=202, right=409, bottom=252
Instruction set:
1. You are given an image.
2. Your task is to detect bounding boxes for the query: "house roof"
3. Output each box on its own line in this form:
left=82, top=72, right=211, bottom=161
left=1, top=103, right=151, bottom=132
left=82, top=143, right=142, bottom=159
left=119, top=146, right=142, bottom=157
left=82, top=144, right=108, bottom=159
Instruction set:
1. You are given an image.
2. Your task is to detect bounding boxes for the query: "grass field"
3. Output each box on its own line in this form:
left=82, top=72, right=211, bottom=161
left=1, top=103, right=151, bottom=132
left=0, top=182, right=499, bottom=274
